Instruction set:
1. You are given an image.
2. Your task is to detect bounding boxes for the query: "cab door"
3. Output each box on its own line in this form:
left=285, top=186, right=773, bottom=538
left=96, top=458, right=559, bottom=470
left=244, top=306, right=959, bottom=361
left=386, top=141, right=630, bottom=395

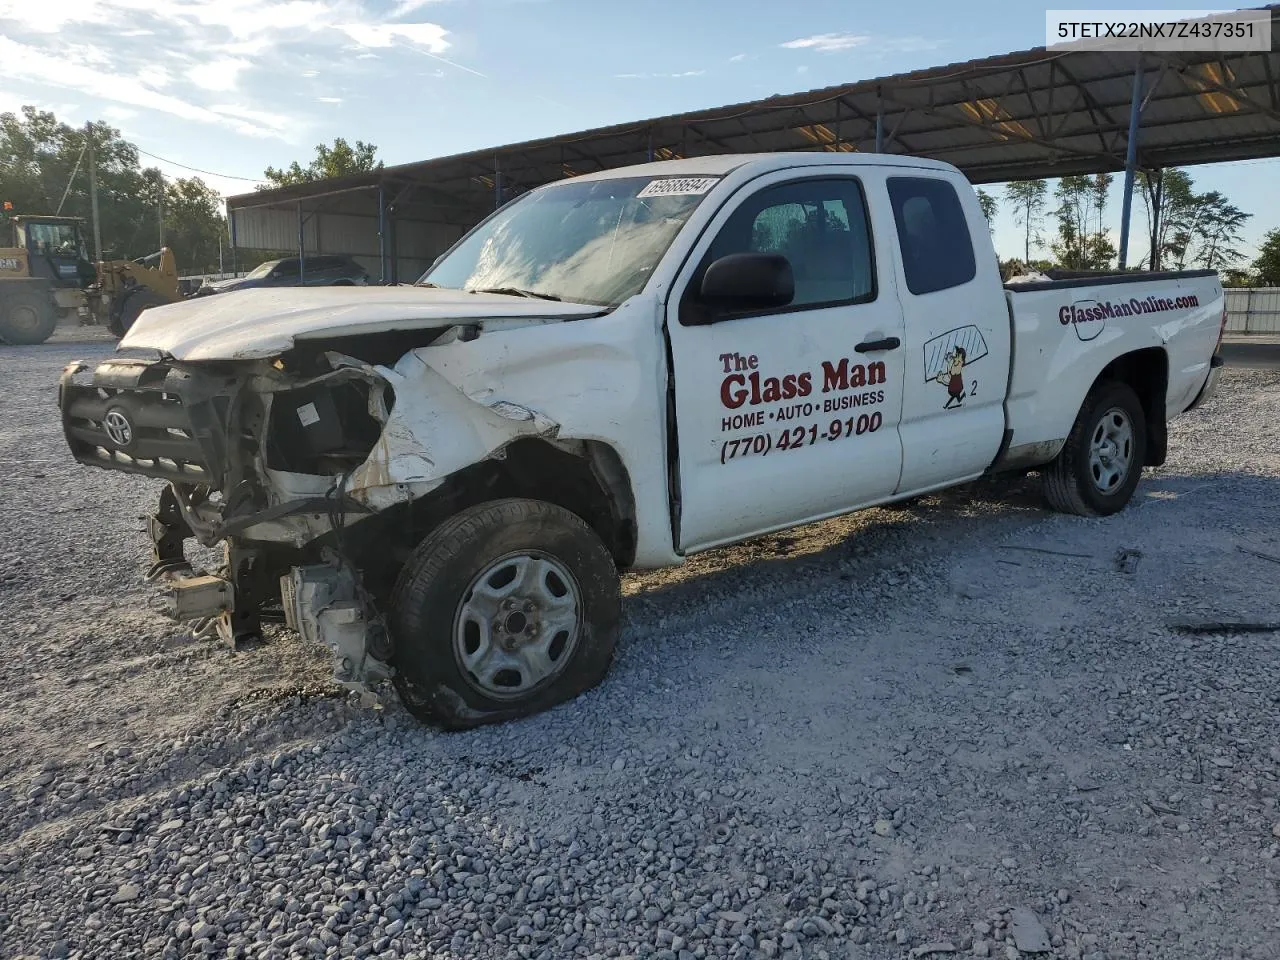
left=884, top=174, right=1012, bottom=493
left=665, top=170, right=907, bottom=553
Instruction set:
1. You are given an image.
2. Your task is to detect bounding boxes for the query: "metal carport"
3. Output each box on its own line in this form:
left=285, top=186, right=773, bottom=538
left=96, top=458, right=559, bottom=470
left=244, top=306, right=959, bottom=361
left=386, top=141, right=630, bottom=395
left=226, top=5, right=1280, bottom=280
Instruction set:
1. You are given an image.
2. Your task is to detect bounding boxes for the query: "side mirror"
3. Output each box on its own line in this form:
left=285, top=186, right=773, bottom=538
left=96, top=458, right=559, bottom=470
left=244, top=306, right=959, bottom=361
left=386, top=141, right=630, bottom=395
left=699, top=252, right=794, bottom=316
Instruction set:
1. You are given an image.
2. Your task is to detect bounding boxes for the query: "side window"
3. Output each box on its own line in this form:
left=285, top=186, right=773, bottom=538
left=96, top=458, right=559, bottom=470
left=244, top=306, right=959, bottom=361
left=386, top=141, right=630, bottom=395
left=886, top=176, right=976, bottom=296
left=706, top=178, right=875, bottom=309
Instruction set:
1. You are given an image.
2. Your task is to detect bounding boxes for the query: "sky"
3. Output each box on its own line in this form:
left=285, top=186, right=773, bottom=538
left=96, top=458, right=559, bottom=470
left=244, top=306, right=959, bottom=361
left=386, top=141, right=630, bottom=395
left=1, top=0, right=1277, bottom=265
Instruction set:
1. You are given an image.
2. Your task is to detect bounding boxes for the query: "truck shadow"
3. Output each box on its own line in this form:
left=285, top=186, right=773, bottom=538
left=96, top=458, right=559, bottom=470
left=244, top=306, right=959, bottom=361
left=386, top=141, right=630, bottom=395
left=621, top=472, right=1048, bottom=608
left=618, top=469, right=1265, bottom=625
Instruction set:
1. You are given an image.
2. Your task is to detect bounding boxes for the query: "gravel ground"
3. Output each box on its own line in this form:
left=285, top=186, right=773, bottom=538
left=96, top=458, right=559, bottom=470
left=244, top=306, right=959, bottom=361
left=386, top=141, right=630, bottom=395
left=2, top=337, right=1279, bottom=960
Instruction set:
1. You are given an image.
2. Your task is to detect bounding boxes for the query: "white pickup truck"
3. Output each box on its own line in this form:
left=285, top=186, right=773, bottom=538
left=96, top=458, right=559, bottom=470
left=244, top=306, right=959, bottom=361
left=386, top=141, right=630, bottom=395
left=59, top=153, right=1225, bottom=728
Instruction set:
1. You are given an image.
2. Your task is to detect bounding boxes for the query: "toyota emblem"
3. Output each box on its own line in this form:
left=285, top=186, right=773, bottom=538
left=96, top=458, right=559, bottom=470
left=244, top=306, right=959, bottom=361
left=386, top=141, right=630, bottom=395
left=103, top=408, right=134, bottom=447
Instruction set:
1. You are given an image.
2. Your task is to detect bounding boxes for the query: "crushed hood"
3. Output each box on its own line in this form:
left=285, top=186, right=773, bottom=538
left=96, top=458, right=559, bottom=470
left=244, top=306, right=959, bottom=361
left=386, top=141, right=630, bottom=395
left=119, top=286, right=605, bottom=361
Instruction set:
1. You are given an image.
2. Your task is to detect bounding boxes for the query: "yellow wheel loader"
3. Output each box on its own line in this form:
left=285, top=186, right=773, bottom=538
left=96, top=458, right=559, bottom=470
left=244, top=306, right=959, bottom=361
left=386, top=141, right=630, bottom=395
left=0, top=215, right=182, bottom=344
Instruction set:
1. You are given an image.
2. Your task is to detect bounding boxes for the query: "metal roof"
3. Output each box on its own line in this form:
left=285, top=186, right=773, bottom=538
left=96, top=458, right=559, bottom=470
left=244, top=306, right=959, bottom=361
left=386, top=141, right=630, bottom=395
left=229, top=5, right=1280, bottom=221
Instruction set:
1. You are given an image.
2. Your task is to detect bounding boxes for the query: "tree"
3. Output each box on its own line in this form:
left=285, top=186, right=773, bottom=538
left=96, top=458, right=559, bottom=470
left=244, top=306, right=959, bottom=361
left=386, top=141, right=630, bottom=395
left=1139, top=168, right=1251, bottom=272
left=0, top=105, right=228, bottom=270
left=162, top=177, right=228, bottom=273
left=976, top=189, right=997, bottom=232
left=1221, top=267, right=1255, bottom=288
left=1051, top=174, right=1115, bottom=270
left=1139, top=169, right=1194, bottom=269
left=1188, top=191, right=1250, bottom=271
left=1005, top=179, right=1048, bottom=262
left=1252, top=229, right=1280, bottom=286
left=262, top=138, right=383, bottom=188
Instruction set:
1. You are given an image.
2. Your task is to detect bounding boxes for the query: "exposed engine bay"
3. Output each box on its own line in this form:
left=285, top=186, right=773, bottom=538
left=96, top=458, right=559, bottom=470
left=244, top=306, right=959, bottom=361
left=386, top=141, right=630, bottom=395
left=56, top=329, right=595, bottom=696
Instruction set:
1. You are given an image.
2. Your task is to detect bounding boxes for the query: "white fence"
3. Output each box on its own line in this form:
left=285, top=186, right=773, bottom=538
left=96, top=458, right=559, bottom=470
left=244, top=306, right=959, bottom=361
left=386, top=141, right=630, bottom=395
left=1224, top=287, right=1280, bottom=334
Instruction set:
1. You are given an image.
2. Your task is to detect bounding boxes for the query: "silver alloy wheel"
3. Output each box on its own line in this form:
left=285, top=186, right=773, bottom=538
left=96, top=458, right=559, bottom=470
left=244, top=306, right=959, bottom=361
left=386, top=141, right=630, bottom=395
left=452, top=551, right=583, bottom=699
left=1088, top=406, right=1134, bottom=494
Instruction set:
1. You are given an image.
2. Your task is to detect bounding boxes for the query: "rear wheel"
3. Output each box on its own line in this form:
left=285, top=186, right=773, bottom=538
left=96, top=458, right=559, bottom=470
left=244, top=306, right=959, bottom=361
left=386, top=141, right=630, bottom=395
left=390, top=498, right=621, bottom=729
left=1042, top=380, right=1147, bottom=516
left=0, top=287, right=57, bottom=344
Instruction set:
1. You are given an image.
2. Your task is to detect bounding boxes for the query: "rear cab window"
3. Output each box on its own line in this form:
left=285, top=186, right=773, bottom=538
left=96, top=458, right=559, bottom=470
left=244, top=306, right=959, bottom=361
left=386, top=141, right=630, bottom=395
left=886, top=176, right=976, bottom=296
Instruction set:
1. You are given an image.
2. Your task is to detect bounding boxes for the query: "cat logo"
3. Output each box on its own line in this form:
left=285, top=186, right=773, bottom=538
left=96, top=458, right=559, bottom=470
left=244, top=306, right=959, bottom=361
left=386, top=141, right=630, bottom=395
left=0, top=257, right=21, bottom=271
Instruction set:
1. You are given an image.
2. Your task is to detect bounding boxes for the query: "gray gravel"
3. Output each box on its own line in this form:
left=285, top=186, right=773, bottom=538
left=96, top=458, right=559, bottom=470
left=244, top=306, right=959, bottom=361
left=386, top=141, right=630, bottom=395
left=2, top=337, right=1279, bottom=960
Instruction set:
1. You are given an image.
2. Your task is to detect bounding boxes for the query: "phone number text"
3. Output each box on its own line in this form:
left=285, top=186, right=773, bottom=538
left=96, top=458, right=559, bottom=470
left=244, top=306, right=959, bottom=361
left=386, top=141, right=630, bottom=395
left=720, top=412, right=883, bottom=463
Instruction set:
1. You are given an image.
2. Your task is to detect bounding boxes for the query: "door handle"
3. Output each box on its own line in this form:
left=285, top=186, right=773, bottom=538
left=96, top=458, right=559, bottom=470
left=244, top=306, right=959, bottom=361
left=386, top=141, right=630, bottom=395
left=854, top=336, right=901, bottom=353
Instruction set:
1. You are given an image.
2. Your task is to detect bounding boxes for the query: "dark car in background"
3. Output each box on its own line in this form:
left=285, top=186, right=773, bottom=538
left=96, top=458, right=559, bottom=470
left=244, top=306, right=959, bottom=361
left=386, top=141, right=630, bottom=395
left=196, top=254, right=370, bottom=295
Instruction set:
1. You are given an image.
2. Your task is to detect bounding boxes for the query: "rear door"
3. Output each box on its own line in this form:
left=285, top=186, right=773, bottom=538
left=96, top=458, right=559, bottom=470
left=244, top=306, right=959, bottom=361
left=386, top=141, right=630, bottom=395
left=665, top=169, right=907, bottom=552
left=885, top=174, right=1012, bottom=493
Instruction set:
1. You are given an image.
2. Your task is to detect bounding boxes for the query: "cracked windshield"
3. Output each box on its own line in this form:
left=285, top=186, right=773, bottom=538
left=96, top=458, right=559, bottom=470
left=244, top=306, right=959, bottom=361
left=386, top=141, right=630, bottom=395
left=421, top=176, right=719, bottom=305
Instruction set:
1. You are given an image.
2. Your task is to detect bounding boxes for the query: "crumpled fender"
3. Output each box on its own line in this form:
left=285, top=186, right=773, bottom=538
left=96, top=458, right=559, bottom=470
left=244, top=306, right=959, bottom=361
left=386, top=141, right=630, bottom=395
left=344, top=349, right=559, bottom=510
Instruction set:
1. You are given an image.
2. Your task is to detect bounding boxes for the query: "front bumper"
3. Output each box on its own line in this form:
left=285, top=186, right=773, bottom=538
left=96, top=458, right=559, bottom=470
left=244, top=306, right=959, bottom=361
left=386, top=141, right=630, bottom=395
left=1184, top=353, right=1225, bottom=413
left=58, top=358, right=237, bottom=486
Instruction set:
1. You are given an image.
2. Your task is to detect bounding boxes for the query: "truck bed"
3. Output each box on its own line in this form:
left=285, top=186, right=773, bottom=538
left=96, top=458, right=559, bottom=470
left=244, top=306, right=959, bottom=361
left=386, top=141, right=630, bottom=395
left=999, top=268, right=1224, bottom=469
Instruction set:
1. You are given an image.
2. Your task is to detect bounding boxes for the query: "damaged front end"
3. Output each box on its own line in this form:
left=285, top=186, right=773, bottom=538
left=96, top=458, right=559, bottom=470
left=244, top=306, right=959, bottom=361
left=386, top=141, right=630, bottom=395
left=57, top=344, right=451, bottom=693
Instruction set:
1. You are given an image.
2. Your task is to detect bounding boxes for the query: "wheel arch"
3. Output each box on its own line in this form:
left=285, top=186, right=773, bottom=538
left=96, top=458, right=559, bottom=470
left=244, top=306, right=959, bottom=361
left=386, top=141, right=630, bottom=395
left=402, top=437, right=639, bottom=569
left=1093, top=346, right=1168, bottom=467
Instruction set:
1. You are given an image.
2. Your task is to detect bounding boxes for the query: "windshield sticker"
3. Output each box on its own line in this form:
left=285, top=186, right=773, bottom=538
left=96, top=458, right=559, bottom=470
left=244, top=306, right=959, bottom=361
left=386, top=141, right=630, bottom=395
left=924, top=325, right=989, bottom=410
left=636, top=177, right=720, bottom=199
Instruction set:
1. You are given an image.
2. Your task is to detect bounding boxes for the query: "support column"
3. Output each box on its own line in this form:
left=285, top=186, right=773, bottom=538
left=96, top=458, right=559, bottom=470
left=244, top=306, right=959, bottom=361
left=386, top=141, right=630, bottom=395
left=494, top=156, right=502, bottom=210
left=229, top=211, right=237, bottom=276
left=1117, top=62, right=1145, bottom=271
left=388, top=205, right=398, bottom=284
left=377, top=181, right=388, bottom=283
left=875, top=92, right=884, bottom=153
left=297, top=201, right=305, bottom=281
left=647, top=128, right=654, bottom=162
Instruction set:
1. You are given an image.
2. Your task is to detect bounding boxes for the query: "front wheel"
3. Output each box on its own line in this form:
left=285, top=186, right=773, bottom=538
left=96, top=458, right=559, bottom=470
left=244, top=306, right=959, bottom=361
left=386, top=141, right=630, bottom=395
left=390, top=498, right=621, bottom=729
left=1042, top=380, right=1147, bottom=517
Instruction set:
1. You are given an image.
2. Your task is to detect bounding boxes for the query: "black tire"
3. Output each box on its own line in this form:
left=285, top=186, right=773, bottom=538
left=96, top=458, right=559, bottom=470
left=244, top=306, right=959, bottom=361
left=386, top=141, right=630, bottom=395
left=390, top=498, right=621, bottom=730
left=1042, top=380, right=1147, bottom=517
left=112, top=289, right=166, bottom=337
left=0, top=287, right=57, bottom=344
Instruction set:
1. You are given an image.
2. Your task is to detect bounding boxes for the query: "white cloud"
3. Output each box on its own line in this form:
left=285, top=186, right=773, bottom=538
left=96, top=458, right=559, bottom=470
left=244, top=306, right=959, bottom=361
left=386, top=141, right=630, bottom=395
left=335, top=22, right=450, bottom=53
left=0, top=90, right=37, bottom=115
left=188, top=58, right=252, bottom=91
left=729, top=53, right=746, bottom=62
left=136, top=64, right=172, bottom=89
left=316, top=96, right=342, bottom=103
left=0, top=36, right=286, bottom=137
left=781, top=33, right=871, bottom=53
left=0, top=0, right=472, bottom=144
left=209, top=102, right=294, bottom=132
left=615, top=69, right=706, bottom=80
left=390, top=0, right=446, bottom=16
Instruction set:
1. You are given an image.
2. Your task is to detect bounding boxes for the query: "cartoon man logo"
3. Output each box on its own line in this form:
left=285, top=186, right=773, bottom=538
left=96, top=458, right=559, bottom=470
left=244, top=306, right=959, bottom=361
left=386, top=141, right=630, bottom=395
left=934, top=345, right=968, bottom=408
left=923, top=325, right=987, bottom=410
